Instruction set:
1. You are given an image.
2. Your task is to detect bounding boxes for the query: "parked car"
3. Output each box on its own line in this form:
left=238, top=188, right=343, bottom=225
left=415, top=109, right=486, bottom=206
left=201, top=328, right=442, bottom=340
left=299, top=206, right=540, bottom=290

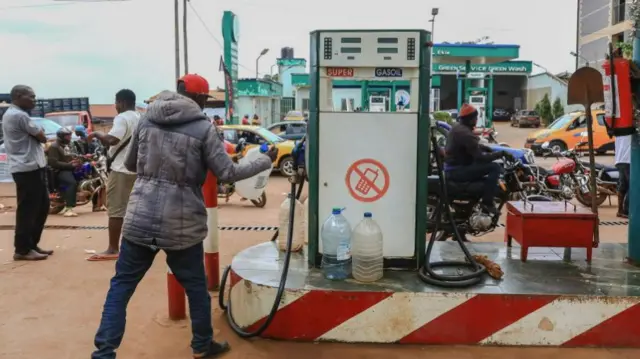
left=267, top=121, right=307, bottom=141
left=493, top=108, right=512, bottom=121
left=511, top=110, right=541, bottom=128
left=524, top=110, right=613, bottom=155
left=283, top=110, right=305, bottom=121
left=220, top=125, right=296, bottom=177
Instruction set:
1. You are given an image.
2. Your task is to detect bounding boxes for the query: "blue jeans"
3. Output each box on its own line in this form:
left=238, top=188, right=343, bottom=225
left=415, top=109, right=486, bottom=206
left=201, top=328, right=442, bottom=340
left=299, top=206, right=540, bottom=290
left=92, top=239, right=213, bottom=359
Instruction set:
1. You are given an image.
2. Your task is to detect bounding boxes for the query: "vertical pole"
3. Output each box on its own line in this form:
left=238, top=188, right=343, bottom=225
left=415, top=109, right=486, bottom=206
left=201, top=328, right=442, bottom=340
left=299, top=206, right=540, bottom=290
left=585, top=110, right=600, bottom=246
left=167, top=267, right=186, bottom=320
left=628, top=35, right=640, bottom=262
left=183, top=0, right=189, bottom=74
left=203, top=171, right=220, bottom=290
left=174, top=0, right=180, bottom=79
left=256, top=57, right=260, bottom=79
left=429, top=18, right=435, bottom=112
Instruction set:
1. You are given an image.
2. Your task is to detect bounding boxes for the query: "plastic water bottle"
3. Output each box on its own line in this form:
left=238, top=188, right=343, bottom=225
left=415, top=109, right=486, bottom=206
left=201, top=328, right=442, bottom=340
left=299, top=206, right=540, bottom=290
left=303, top=198, right=309, bottom=244
left=351, top=212, right=384, bottom=283
left=321, top=208, right=352, bottom=280
left=277, top=194, right=305, bottom=252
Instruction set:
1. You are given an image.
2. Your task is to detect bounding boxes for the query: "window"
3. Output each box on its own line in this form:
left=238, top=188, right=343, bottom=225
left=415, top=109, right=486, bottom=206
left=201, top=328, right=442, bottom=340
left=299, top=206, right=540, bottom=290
left=223, top=129, right=238, bottom=143
left=612, top=0, right=626, bottom=25
left=45, top=114, right=78, bottom=128
left=431, top=88, right=440, bottom=112
left=302, top=98, right=310, bottom=111
left=597, top=114, right=606, bottom=126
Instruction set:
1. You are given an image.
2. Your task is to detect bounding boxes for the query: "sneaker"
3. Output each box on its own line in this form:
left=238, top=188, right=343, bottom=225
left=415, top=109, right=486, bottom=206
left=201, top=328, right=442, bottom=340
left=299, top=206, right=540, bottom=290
left=59, top=207, right=69, bottom=215
left=193, top=341, right=230, bottom=358
left=63, top=209, right=78, bottom=217
left=34, top=247, right=54, bottom=256
left=13, top=250, right=48, bottom=261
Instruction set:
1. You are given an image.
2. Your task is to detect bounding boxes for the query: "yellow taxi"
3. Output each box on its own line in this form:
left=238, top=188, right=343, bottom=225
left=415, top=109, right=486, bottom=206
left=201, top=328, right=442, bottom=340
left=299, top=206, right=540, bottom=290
left=220, top=125, right=296, bottom=176
left=283, top=110, right=305, bottom=121
left=524, top=110, right=613, bottom=155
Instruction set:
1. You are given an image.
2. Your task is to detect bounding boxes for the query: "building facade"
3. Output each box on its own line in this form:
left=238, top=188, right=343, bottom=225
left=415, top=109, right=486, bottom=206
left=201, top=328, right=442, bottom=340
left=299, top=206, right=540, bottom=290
left=577, top=0, right=633, bottom=70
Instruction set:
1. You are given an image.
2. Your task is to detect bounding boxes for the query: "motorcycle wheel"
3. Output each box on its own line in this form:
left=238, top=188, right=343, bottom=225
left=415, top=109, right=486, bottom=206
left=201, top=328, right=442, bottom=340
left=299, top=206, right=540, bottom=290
left=251, top=192, right=267, bottom=208
left=575, top=190, right=608, bottom=207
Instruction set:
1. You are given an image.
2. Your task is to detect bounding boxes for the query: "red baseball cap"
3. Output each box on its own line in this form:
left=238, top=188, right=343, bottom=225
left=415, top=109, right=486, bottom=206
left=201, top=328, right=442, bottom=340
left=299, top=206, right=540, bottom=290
left=178, top=74, right=211, bottom=96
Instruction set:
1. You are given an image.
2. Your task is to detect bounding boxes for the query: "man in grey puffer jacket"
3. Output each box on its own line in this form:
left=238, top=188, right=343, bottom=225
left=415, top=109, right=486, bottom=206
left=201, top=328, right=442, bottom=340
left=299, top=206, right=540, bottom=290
left=92, top=74, right=277, bottom=359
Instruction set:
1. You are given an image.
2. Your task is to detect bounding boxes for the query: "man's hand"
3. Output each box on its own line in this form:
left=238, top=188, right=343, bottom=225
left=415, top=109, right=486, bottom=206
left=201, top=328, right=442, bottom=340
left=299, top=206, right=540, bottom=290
left=501, top=151, right=516, bottom=162
left=266, top=145, right=279, bottom=162
left=87, top=133, right=96, bottom=142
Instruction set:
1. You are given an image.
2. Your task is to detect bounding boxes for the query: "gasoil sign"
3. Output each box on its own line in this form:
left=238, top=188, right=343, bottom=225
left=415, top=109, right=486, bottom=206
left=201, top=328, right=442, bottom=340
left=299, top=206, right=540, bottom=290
left=375, top=67, right=403, bottom=77
left=326, top=67, right=354, bottom=77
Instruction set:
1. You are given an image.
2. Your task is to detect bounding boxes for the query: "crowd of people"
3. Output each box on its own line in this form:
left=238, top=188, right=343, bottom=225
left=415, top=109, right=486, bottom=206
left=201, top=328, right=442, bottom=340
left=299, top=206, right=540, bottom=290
left=1, top=73, right=278, bottom=359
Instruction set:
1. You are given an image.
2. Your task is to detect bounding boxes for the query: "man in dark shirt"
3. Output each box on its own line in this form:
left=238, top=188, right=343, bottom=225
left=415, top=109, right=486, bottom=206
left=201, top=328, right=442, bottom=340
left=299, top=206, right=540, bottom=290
left=444, top=104, right=512, bottom=214
left=48, top=128, right=81, bottom=217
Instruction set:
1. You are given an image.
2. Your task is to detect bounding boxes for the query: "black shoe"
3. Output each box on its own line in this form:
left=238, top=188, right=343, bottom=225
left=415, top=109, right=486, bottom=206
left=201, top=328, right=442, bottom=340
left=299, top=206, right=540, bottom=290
left=13, top=250, right=48, bottom=261
left=193, top=341, right=230, bottom=358
left=482, top=204, right=498, bottom=216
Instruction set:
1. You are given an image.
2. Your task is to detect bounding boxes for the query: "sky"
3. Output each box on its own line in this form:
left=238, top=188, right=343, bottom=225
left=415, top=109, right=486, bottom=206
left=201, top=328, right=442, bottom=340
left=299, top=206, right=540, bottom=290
left=0, top=0, right=578, bottom=104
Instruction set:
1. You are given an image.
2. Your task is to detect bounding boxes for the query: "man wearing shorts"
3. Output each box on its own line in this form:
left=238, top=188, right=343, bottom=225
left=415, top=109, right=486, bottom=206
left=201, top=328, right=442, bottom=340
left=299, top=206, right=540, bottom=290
left=87, top=89, right=139, bottom=261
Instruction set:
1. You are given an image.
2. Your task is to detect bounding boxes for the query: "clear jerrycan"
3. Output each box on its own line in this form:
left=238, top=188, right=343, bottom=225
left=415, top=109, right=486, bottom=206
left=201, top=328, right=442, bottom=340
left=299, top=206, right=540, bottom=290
left=351, top=212, right=383, bottom=283
left=321, top=207, right=352, bottom=280
left=277, top=193, right=305, bottom=252
left=234, top=145, right=273, bottom=200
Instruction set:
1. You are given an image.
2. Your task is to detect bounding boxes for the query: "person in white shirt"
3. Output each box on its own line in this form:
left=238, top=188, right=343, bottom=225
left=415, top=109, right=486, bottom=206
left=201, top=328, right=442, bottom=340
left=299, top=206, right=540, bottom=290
left=87, top=89, right=140, bottom=260
left=615, top=134, right=631, bottom=218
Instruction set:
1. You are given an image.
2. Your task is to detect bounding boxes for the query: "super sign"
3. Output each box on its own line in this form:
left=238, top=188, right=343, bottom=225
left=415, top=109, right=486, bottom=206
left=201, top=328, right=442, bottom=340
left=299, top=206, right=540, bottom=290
left=326, top=67, right=354, bottom=77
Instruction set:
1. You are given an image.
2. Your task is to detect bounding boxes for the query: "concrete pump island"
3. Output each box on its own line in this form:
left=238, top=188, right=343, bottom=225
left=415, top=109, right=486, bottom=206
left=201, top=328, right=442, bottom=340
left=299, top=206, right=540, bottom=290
left=219, top=28, right=640, bottom=347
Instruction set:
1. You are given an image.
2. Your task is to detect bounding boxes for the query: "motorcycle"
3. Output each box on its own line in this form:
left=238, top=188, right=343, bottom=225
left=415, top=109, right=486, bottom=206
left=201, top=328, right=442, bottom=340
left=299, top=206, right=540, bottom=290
left=218, top=138, right=268, bottom=208
left=48, top=148, right=108, bottom=214
left=538, top=139, right=618, bottom=207
left=474, top=127, right=510, bottom=147
left=427, top=155, right=546, bottom=241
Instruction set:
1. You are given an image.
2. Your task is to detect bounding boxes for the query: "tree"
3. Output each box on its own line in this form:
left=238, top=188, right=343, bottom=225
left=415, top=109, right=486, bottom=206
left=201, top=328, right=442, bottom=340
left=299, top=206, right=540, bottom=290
left=537, top=94, right=553, bottom=126
left=552, top=97, right=565, bottom=120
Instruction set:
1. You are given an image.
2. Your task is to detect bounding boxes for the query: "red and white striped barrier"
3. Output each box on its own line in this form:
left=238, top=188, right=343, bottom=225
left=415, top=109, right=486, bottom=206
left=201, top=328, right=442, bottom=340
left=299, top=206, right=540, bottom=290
left=202, top=171, right=220, bottom=291
left=167, top=171, right=219, bottom=320
left=228, top=268, right=640, bottom=347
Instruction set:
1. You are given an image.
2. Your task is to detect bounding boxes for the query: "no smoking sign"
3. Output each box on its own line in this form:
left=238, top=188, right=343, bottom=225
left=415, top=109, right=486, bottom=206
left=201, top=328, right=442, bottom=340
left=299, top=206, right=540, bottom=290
left=345, top=158, right=390, bottom=203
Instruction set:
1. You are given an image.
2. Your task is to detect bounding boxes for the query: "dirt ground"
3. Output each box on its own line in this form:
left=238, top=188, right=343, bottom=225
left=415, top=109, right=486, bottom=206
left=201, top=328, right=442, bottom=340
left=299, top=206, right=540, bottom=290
left=0, top=123, right=636, bottom=358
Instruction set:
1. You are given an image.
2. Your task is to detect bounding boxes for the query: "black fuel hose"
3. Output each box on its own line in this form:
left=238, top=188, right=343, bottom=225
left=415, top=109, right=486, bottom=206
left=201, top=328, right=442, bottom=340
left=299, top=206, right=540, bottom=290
left=218, top=178, right=298, bottom=338
left=418, top=129, right=487, bottom=288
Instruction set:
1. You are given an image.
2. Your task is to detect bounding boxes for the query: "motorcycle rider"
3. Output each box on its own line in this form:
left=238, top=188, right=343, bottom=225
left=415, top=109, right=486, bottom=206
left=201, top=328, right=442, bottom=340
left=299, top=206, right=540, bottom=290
left=73, top=125, right=98, bottom=155
left=47, top=128, right=81, bottom=217
left=444, top=103, right=514, bottom=215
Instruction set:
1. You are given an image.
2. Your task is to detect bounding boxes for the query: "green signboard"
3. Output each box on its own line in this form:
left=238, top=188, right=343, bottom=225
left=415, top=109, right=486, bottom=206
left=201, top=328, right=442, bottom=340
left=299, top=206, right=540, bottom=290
left=433, top=45, right=519, bottom=59
left=433, top=61, right=532, bottom=74
left=222, top=11, right=239, bottom=124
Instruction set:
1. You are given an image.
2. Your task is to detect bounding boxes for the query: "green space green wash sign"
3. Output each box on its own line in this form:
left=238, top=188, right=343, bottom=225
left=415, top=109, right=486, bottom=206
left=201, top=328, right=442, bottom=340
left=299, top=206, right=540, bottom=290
left=434, top=61, right=532, bottom=74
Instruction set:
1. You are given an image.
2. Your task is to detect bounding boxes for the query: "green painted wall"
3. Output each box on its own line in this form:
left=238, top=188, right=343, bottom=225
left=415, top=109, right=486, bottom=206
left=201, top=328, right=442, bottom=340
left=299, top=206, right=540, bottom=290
left=222, top=11, right=239, bottom=124
left=237, top=79, right=283, bottom=97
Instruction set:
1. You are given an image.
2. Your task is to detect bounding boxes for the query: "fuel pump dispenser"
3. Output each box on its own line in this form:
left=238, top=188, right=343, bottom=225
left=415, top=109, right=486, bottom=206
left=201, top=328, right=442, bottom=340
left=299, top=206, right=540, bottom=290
left=306, top=29, right=431, bottom=270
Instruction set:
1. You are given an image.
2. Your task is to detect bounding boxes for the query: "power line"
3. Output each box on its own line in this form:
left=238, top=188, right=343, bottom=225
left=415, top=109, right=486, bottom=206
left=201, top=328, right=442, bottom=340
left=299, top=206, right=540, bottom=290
left=187, top=0, right=268, bottom=76
left=0, top=2, right=72, bottom=10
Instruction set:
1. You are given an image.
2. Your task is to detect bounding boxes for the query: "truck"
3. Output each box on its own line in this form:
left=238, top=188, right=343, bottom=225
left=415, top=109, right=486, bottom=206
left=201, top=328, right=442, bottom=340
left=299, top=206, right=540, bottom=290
left=32, top=97, right=95, bottom=133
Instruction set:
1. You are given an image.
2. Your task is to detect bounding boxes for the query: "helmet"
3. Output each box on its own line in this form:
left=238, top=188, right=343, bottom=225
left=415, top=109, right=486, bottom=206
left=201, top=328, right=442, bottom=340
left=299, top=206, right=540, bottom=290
left=56, top=127, right=72, bottom=143
left=74, top=125, right=87, bottom=137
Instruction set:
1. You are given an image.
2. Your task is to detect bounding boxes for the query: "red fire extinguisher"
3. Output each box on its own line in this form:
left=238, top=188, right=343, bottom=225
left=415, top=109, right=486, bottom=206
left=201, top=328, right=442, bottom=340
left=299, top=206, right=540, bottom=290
left=602, top=53, right=635, bottom=137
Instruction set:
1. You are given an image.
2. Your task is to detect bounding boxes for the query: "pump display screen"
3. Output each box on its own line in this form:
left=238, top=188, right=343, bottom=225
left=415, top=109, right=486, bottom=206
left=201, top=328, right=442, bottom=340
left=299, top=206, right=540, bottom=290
left=469, top=96, right=485, bottom=104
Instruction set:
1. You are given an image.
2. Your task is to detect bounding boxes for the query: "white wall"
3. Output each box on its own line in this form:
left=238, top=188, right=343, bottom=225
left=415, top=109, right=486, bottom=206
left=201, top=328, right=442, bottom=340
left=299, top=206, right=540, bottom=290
left=526, top=74, right=582, bottom=113
left=295, top=87, right=310, bottom=110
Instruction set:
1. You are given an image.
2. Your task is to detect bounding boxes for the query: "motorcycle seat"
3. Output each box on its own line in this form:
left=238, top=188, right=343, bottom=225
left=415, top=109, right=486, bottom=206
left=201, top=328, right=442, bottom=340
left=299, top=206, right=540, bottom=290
left=427, top=175, right=484, bottom=197
left=580, top=161, right=617, bottom=172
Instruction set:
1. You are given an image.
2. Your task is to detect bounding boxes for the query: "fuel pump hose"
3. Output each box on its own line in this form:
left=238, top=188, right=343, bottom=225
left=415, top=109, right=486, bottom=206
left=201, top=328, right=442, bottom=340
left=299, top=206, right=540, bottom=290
left=218, top=137, right=305, bottom=338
